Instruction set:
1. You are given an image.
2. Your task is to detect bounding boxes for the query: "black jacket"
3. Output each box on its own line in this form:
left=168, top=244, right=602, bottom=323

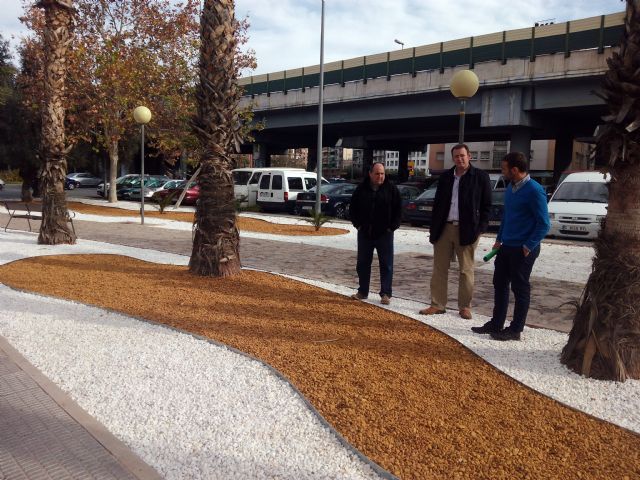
left=429, top=165, right=492, bottom=246
left=350, top=178, right=402, bottom=238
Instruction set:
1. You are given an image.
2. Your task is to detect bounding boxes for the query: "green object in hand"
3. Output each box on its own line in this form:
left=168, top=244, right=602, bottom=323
left=483, top=247, right=500, bottom=262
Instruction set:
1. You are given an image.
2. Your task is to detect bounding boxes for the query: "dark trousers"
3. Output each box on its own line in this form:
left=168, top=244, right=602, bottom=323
left=356, top=230, right=394, bottom=297
left=490, top=244, right=540, bottom=333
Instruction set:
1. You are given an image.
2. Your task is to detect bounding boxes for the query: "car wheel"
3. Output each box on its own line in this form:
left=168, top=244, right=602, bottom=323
left=335, top=204, right=347, bottom=219
left=68, top=183, right=75, bottom=190
left=292, top=206, right=302, bottom=216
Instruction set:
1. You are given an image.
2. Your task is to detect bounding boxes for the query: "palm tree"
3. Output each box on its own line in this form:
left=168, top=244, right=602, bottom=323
left=561, top=0, right=640, bottom=381
left=189, top=0, right=242, bottom=276
left=37, top=0, right=76, bottom=245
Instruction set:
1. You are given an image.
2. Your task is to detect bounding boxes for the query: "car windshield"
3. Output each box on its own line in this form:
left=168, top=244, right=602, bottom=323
left=416, top=188, right=437, bottom=200
left=551, top=182, right=609, bottom=203
left=233, top=171, right=252, bottom=185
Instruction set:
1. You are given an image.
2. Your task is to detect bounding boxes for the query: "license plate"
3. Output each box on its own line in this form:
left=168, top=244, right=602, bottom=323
left=489, top=220, right=500, bottom=226
left=302, top=205, right=312, bottom=210
left=563, top=224, right=587, bottom=232
left=418, top=206, right=432, bottom=211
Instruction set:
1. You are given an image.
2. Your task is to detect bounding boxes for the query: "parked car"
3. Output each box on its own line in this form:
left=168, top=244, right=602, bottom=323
left=64, top=177, right=81, bottom=190
left=119, top=177, right=173, bottom=201
left=402, top=187, right=437, bottom=226
left=488, top=188, right=506, bottom=230
left=66, top=172, right=103, bottom=187
left=257, top=169, right=329, bottom=212
left=0, top=178, right=4, bottom=190
left=97, top=174, right=140, bottom=197
left=489, top=173, right=509, bottom=190
left=154, top=180, right=200, bottom=205
left=547, top=171, right=609, bottom=240
left=232, top=167, right=304, bottom=207
left=397, top=184, right=422, bottom=204
left=295, top=182, right=357, bottom=218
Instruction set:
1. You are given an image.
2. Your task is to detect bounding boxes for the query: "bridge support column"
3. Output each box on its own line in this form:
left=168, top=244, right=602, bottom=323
left=362, top=148, right=373, bottom=175
left=306, top=146, right=318, bottom=172
left=553, top=134, right=574, bottom=182
left=509, top=128, right=532, bottom=165
left=253, top=143, right=271, bottom=168
left=398, top=148, right=409, bottom=183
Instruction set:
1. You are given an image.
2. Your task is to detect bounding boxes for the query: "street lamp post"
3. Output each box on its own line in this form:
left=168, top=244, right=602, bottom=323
left=133, top=106, right=152, bottom=225
left=394, top=39, right=404, bottom=49
left=449, top=70, right=479, bottom=143
left=315, top=0, right=325, bottom=216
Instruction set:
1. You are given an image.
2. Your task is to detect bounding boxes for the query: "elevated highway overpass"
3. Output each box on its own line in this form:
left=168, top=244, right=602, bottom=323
left=239, top=11, right=625, bottom=178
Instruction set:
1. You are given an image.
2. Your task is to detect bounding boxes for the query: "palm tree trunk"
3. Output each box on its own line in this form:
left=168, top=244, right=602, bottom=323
left=189, top=0, right=241, bottom=277
left=561, top=0, right=640, bottom=381
left=37, top=0, right=76, bottom=245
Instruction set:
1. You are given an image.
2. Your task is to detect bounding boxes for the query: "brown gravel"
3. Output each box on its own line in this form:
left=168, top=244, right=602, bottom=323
left=67, top=202, right=348, bottom=236
left=1, top=255, right=638, bottom=480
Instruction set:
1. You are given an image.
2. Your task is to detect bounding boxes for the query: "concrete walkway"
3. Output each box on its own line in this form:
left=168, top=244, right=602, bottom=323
left=0, top=336, right=161, bottom=480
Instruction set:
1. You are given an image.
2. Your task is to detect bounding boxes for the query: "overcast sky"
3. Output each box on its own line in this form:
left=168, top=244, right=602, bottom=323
left=1, top=0, right=626, bottom=75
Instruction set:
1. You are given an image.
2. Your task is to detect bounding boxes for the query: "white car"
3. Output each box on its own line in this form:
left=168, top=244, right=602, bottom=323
left=0, top=178, right=4, bottom=190
left=547, top=171, right=610, bottom=240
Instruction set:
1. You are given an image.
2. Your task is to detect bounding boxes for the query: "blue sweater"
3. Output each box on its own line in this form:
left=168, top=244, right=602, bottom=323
left=497, top=179, right=550, bottom=251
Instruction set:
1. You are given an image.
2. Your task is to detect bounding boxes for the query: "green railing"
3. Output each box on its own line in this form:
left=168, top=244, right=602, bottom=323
left=239, top=12, right=624, bottom=97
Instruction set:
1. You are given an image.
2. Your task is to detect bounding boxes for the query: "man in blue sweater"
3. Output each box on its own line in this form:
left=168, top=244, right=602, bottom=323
left=471, top=152, right=550, bottom=341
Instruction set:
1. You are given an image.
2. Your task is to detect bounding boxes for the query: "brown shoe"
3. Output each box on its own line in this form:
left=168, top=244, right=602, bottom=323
left=419, top=306, right=446, bottom=315
left=459, top=308, right=472, bottom=320
left=351, top=292, right=368, bottom=300
left=380, top=294, right=391, bottom=305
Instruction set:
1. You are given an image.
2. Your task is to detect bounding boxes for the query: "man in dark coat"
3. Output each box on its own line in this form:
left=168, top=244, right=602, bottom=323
left=420, top=144, right=492, bottom=319
left=350, top=162, right=402, bottom=305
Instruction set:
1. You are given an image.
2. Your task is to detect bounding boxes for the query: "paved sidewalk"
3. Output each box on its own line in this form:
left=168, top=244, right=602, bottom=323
left=0, top=337, right=161, bottom=480
left=60, top=217, right=583, bottom=333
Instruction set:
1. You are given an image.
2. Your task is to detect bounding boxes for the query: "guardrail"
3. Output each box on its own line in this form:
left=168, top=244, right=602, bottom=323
left=239, top=12, right=624, bottom=97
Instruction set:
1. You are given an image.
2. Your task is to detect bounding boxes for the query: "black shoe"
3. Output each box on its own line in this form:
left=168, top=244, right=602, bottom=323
left=471, top=321, right=501, bottom=334
left=490, top=329, right=521, bottom=341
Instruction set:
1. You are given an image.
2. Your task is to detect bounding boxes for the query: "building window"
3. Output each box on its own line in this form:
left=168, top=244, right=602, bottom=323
left=492, top=149, right=507, bottom=169
left=480, top=151, right=490, bottom=161
left=470, top=151, right=478, bottom=161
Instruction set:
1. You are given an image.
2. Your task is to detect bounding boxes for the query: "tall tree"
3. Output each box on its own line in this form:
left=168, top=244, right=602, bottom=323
left=188, top=0, right=243, bottom=277
left=37, top=0, right=76, bottom=245
left=20, top=0, right=201, bottom=202
left=562, top=0, right=640, bottom=381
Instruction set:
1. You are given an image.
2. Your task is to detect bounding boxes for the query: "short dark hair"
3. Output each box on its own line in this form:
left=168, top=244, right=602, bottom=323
left=502, top=152, right=529, bottom=172
left=450, top=143, right=470, bottom=155
left=369, top=162, right=385, bottom=172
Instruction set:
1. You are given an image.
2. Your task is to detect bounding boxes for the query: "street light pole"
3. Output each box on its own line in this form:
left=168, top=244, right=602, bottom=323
left=449, top=70, right=479, bottom=144
left=315, top=0, right=325, bottom=216
left=133, top=106, right=152, bottom=225
left=394, top=38, right=404, bottom=49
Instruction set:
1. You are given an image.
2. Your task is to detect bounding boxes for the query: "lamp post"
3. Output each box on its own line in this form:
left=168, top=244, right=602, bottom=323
left=449, top=69, right=479, bottom=144
left=315, top=0, right=325, bottom=216
left=394, top=39, right=404, bottom=49
left=133, top=106, right=152, bottom=225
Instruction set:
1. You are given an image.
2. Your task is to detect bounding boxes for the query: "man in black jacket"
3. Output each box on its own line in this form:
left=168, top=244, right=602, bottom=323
left=420, top=144, right=491, bottom=319
left=350, top=162, right=402, bottom=305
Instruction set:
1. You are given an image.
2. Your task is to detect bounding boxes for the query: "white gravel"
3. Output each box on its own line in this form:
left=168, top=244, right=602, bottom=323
left=0, top=221, right=636, bottom=478
left=0, top=232, right=382, bottom=480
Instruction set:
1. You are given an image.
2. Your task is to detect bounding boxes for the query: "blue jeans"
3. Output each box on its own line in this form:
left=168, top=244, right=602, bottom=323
left=490, top=245, right=540, bottom=333
left=356, top=230, right=394, bottom=297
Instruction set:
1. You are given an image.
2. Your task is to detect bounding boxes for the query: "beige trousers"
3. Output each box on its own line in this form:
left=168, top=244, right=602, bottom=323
left=430, top=223, right=479, bottom=310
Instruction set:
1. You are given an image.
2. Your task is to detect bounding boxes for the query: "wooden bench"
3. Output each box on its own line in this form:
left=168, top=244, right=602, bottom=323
left=3, top=201, right=75, bottom=234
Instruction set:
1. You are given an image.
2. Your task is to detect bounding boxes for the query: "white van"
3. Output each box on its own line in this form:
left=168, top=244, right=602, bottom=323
left=547, top=171, right=610, bottom=240
left=233, top=168, right=305, bottom=207
left=257, top=169, right=329, bottom=212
